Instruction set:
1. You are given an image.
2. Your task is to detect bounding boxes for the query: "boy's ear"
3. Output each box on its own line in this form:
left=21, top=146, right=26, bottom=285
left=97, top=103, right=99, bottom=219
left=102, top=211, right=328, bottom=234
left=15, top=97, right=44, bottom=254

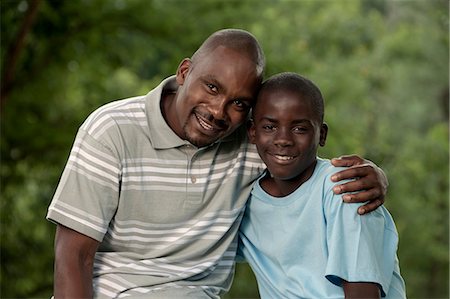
left=176, top=58, right=192, bottom=85
left=319, top=123, right=328, bottom=147
left=247, top=118, right=257, bottom=144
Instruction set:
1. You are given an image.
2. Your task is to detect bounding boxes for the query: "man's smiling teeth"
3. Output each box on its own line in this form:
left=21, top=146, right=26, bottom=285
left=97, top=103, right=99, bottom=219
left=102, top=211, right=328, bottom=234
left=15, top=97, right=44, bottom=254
left=274, top=155, right=294, bottom=161
left=196, top=114, right=214, bottom=130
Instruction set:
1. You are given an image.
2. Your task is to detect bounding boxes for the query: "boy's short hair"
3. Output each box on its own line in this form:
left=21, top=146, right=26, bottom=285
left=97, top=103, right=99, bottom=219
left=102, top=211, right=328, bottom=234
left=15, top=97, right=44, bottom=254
left=256, top=72, right=324, bottom=122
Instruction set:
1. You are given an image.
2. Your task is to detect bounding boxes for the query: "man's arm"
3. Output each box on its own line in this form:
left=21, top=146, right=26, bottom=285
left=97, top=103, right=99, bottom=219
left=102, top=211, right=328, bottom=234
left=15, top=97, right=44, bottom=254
left=54, top=224, right=100, bottom=298
left=343, top=281, right=381, bottom=299
left=330, top=155, right=388, bottom=215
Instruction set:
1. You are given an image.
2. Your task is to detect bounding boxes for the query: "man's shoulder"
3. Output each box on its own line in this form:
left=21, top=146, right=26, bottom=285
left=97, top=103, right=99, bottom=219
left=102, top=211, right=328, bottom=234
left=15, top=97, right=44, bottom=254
left=89, top=95, right=147, bottom=119
left=80, top=95, right=148, bottom=135
left=81, top=76, right=173, bottom=133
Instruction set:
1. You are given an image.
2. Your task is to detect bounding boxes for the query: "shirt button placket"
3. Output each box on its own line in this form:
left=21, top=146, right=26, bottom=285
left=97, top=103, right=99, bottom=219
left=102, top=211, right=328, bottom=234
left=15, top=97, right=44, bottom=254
left=185, top=144, right=202, bottom=205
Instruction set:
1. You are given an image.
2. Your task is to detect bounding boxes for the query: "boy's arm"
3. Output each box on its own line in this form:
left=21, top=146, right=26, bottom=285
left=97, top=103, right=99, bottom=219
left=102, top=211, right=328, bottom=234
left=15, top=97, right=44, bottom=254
left=324, top=171, right=396, bottom=298
left=330, top=155, right=388, bottom=215
left=54, top=224, right=99, bottom=298
left=343, top=281, right=381, bottom=299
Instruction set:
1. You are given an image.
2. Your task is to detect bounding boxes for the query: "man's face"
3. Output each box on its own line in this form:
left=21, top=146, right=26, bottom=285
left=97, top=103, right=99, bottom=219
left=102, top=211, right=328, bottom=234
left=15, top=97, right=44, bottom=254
left=249, top=89, right=327, bottom=182
left=172, top=46, right=260, bottom=148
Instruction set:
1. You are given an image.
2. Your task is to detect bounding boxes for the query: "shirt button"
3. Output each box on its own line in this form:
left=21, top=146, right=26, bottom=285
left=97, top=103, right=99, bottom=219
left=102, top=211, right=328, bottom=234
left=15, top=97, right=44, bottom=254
left=191, top=176, right=197, bottom=183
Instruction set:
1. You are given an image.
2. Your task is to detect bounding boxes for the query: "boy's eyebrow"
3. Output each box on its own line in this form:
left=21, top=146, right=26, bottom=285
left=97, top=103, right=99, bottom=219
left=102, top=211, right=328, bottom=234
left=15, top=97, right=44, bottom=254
left=292, top=119, right=312, bottom=124
left=257, top=116, right=278, bottom=122
left=258, top=115, right=312, bottom=124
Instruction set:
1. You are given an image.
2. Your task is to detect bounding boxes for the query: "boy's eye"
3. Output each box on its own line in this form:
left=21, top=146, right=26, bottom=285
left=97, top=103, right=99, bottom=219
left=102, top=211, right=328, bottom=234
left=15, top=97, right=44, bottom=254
left=293, top=126, right=308, bottom=133
left=262, top=124, right=275, bottom=131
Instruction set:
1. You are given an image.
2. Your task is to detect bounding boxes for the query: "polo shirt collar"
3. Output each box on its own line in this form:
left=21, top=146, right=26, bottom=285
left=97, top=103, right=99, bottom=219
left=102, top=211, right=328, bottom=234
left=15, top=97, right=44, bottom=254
left=145, top=76, right=186, bottom=149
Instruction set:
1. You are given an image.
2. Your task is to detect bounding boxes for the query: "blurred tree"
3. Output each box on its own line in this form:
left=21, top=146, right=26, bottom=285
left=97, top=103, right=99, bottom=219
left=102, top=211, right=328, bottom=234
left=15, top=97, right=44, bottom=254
left=1, top=0, right=448, bottom=298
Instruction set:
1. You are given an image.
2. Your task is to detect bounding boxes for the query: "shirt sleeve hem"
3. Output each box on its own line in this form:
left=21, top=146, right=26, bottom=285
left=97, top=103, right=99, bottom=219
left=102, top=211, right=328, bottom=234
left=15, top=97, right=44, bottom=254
left=46, top=210, right=105, bottom=242
left=325, top=274, right=388, bottom=297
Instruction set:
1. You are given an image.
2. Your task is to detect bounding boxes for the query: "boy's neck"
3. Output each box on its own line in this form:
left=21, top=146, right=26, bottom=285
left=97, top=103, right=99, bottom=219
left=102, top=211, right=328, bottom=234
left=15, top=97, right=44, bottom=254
left=260, top=159, right=318, bottom=198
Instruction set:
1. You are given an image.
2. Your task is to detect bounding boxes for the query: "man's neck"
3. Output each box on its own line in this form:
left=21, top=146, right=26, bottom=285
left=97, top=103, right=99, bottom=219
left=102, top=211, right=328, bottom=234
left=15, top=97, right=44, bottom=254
left=160, top=86, right=185, bottom=140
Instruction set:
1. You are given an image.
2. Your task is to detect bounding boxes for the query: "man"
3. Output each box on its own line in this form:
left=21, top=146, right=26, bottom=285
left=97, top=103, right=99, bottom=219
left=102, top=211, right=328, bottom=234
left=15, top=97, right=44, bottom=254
left=47, top=29, right=387, bottom=298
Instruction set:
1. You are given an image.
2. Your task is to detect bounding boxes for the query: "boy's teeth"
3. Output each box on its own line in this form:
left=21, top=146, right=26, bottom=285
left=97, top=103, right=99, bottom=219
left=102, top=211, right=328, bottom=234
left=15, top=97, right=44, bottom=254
left=275, top=155, right=293, bottom=160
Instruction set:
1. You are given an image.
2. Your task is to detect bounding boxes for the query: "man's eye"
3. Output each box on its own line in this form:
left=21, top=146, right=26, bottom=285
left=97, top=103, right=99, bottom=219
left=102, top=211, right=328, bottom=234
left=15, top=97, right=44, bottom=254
left=233, top=99, right=249, bottom=110
left=206, top=83, right=218, bottom=92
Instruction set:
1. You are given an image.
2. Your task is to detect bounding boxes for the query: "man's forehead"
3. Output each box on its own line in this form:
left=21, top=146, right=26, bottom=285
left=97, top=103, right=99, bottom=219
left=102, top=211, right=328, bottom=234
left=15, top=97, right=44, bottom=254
left=196, top=45, right=257, bottom=68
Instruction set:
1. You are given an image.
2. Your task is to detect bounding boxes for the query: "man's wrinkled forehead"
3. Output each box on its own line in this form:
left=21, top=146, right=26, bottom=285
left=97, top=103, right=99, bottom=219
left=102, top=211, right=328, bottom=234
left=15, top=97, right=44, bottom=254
left=192, top=31, right=265, bottom=77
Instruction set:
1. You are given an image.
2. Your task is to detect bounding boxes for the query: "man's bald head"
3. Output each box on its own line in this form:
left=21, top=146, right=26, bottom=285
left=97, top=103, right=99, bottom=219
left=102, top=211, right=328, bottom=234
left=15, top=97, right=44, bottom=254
left=191, top=29, right=265, bottom=79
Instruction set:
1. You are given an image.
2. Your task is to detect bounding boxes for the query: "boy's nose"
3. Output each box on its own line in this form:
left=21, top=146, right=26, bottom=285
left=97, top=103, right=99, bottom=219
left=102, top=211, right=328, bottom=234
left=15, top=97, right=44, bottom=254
left=274, top=129, right=294, bottom=147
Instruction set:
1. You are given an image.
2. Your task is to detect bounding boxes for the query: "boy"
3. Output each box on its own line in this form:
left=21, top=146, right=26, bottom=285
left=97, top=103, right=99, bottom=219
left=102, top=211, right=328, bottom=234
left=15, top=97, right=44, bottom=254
left=238, top=72, right=406, bottom=298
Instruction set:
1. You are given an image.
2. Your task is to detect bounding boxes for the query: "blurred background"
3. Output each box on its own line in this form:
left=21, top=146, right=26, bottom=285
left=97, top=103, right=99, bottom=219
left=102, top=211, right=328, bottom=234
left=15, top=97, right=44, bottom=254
left=1, top=0, right=448, bottom=298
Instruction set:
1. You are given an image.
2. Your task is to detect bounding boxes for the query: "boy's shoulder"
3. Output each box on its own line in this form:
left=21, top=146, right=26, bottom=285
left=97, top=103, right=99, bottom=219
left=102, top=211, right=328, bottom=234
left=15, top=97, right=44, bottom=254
left=311, top=158, right=354, bottom=195
left=315, top=157, right=347, bottom=180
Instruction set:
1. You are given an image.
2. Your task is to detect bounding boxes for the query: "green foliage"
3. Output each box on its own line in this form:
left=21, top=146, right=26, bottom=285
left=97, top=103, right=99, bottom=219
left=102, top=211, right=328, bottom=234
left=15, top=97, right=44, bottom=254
left=1, top=0, right=448, bottom=298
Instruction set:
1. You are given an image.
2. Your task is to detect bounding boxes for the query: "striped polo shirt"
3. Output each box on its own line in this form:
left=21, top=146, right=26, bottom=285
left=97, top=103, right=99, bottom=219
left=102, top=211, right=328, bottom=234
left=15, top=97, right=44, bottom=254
left=47, top=76, right=265, bottom=298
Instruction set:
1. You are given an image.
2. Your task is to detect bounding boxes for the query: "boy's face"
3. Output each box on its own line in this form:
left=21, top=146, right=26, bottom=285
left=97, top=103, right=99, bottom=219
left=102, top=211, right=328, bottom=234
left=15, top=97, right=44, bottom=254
left=172, top=46, right=261, bottom=148
left=249, top=89, right=327, bottom=182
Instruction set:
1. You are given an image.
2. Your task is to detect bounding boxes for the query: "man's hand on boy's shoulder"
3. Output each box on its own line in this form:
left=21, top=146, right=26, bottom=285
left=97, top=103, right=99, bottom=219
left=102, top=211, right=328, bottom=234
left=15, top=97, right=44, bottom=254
left=330, top=155, right=388, bottom=215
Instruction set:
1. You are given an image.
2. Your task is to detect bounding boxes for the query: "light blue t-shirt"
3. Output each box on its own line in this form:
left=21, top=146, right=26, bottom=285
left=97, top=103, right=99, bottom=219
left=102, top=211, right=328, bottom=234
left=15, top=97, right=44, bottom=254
left=238, top=158, right=406, bottom=298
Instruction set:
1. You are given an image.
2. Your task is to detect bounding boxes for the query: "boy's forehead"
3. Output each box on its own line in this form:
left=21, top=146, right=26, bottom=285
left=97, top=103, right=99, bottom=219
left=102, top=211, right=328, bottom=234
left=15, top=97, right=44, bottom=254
left=254, top=89, right=319, bottom=120
left=257, top=88, right=310, bottom=107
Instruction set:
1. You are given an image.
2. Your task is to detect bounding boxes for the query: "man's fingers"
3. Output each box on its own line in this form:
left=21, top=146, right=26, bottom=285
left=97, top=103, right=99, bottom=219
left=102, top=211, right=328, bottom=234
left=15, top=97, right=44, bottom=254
left=332, top=173, right=375, bottom=194
left=331, top=164, right=373, bottom=182
left=357, top=198, right=384, bottom=215
left=330, top=156, right=387, bottom=214
left=339, top=188, right=382, bottom=203
left=331, top=155, right=365, bottom=168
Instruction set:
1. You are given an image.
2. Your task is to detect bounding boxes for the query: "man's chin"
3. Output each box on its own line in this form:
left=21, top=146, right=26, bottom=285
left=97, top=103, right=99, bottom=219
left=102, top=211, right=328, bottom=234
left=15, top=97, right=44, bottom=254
left=183, top=123, right=228, bottom=147
left=188, top=138, right=218, bottom=148
left=185, top=133, right=220, bottom=148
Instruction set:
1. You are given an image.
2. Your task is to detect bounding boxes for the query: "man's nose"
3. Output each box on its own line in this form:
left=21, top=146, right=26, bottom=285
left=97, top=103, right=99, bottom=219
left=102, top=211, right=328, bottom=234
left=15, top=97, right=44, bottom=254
left=209, top=97, right=228, bottom=123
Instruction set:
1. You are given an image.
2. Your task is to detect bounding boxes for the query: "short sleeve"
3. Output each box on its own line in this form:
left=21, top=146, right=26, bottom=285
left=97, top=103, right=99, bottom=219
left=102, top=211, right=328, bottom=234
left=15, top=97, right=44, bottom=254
left=46, top=128, right=121, bottom=241
left=323, top=188, right=399, bottom=297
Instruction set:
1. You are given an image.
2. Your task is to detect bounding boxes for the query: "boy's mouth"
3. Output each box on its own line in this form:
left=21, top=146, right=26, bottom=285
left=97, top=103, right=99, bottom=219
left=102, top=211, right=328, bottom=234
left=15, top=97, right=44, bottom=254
left=274, top=154, right=295, bottom=161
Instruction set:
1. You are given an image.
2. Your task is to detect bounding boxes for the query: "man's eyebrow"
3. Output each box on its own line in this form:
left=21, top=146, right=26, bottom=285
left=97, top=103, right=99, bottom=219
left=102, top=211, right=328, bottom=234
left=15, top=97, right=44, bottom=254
left=202, top=75, right=254, bottom=103
left=202, top=75, right=224, bottom=91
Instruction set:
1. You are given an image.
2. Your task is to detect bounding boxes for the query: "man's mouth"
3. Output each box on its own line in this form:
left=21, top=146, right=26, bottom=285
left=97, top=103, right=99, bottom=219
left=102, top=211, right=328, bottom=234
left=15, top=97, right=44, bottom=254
left=195, top=113, right=215, bottom=131
left=194, top=112, right=228, bottom=134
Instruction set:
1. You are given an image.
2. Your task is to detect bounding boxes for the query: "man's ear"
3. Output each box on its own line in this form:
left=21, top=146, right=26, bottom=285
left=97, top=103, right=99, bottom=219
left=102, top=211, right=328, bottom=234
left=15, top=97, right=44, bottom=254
left=247, top=118, right=257, bottom=144
left=319, top=123, right=328, bottom=147
left=176, top=58, right=192, bottom=85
